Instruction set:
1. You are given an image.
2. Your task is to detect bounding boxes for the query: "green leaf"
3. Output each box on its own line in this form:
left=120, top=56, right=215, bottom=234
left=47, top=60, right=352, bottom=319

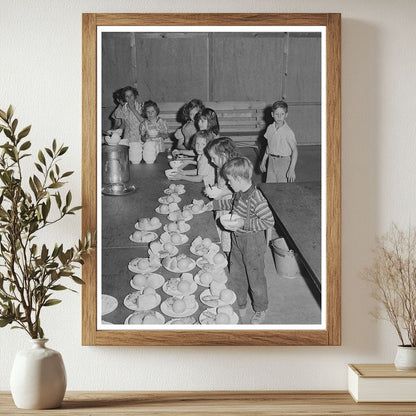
left=11, top=118, right=18, bottom=133
left=69, top=206, right=82, bottom=213
left=0, top=317, right=13, bottom=327
left=52, top=139, right=57, bottom=152
left=4, top=129, right=12, bottom=140
left=48, top=182, right=64, bottom=189
left=17, top=125, right=31, bottom=140
left=41, top=244, right=48, bottom=262
left=6, top=105, right=14, bottom=122
left=38, top=150, right=46, bottom=165
left=38, top=325, right=44, bottom=339
left=33, top=175, right=42, bottom=192
left=71, top=276, right=85, bottom=285
left=50, top=285, right=68, bottom=291
left=43, top=299, right=62, bottom=307
left=55, top=192, right=62, bottom=208
left=29, top=177, right=37, bottom=197
left=41, top=202, right=50, bottom=220
left=20, top=140, right=31, bottom=151
left=34, top=162, right=43, bottom=173
left=58, top=146, right=68, bottom=156
left=61, top=171, right=74, bottom=178
left=65, top=191, right=72, bottom=207
left=45, top=148, right=53, bottom=158
left=0, top=109, right=7, bottom=121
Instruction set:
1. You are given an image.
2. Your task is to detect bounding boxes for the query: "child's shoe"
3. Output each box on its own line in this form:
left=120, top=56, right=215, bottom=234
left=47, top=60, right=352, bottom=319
left=250, top=310, right=267, bottom=324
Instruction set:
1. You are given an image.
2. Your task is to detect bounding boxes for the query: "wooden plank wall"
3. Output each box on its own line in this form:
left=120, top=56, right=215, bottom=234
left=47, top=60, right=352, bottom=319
left=101, top=32, right=321, bottom=145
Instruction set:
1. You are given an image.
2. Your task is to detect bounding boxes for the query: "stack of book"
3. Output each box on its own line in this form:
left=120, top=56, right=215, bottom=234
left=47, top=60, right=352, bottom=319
left=348, top=364, right=416, bottom=402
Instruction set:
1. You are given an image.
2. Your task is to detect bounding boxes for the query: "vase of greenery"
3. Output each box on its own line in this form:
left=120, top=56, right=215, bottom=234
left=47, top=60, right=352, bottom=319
left=0, top=106, right=94, bottom=408
left=363, top=223, right=416, bottom=370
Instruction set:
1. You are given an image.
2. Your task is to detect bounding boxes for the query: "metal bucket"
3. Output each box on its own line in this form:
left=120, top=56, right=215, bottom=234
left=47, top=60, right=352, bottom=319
left=102, top=145, right=130, bottom=185
left=270, top=238, right=301, bottom=279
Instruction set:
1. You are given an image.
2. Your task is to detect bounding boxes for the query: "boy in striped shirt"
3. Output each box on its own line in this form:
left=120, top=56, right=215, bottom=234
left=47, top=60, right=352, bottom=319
left=207, top=157, right=275, bottom=324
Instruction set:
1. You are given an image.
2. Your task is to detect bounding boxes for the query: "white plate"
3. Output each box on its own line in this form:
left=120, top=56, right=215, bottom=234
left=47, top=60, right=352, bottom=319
left=199, top=288, right=236, bottom=308
left=199, top=307, right=239, bottom=325
left=163, top=222, right=191, bottom=233
left=160, top=232, right=189, bottom=246
left=160, top=298, right=199, bottom=318
left=148, top=243, right=179, bottom=259
left=183, top=204, right=206, bottom=214
left=128, top=257, right=161, bottom=274
left=130, top=273, right=165, bottom=290
left=162, top=277, right=197, bottom=297
left=155, top=206, right=174, bottom=215
left=194, top=269, right=228, bottom=287
left=190, top=243, right=220, bottom=257
left=134, top=219, right=162, bottom=231
left=167, top=211, right=193, bottom=222
left=129, top=231, right=158, bottom=243
left=101, top=294, right=118, bottom=316
left=124, top=311, right=165, bottom=325
left=164, top=186, right=186, bottom=195
left=196, top=256, right=228, bottom=271
left=124, top=292, right=161, bottom=311
left=162, top=257, right=196, bottom=273
left=158, top=195, right=181, bottom=204
left=166, top=316, right=197, bottom=325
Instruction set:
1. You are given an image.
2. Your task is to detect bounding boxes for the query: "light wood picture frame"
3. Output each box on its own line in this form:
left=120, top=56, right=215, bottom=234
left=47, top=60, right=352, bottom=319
left=82, top=13, right=341, bottom=346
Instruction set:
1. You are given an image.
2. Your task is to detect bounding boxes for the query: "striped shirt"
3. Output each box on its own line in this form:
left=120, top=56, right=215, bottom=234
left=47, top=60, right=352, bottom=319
left=213, top=185, right=275, bottom=233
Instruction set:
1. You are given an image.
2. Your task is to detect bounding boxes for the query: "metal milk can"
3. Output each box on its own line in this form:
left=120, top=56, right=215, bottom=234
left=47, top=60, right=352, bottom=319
left=102, top=144, right=130, bottom=184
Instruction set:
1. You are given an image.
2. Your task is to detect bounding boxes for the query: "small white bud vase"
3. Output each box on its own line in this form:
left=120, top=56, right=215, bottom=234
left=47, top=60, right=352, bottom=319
left=10, top=339, right=67, bottom=409
left=394, top=346, right=416, bottom=371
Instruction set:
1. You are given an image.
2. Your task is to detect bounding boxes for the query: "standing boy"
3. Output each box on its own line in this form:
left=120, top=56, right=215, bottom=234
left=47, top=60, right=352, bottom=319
left=260, top=100, right=298, bottom=183
left=207, top=157, right=275, bottom=324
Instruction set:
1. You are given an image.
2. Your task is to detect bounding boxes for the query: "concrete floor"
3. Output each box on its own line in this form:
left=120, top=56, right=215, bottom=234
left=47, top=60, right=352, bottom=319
left=234, top=145, right=321, bottom=325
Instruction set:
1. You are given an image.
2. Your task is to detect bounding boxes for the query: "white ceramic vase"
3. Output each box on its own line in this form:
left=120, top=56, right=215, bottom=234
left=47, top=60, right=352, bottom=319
left=394, top=345, right=416, bottom=371
left=10, top=339, right=67, bottom=409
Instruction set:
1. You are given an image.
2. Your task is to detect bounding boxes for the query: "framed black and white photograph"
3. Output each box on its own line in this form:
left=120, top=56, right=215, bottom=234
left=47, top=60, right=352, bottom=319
left=82, top=13, right=341, bottom=346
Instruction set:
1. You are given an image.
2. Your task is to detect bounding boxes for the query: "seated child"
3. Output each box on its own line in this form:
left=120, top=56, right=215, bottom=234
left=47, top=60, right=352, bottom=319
left=204, top=137, right=239, bottom=253
left=206, top=157, right=275, bottom=324
left=260, top=100, right=298, bottom=183
left=169, top=131, right=215, bottom=186
left=174, top=99, right=204, bottom=150
left=172, top=107, right=220, bottom=159
left=139, top=100, right=169, bottom=152
left=194, top=107, right=220, bottom=138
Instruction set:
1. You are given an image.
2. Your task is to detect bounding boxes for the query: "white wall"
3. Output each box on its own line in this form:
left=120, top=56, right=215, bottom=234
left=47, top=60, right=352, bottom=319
left=1, top=0, right=416, bottom=391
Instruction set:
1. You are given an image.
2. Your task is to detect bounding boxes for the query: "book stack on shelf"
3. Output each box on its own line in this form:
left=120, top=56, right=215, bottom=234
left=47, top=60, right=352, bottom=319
left=348, top=364, right=416, bottom=402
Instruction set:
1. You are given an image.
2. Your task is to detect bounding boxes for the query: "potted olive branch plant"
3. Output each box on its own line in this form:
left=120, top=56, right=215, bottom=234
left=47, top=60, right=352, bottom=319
left=0, top=105, right=94, bottom=409
left=363, top=223, right=416, bottom=370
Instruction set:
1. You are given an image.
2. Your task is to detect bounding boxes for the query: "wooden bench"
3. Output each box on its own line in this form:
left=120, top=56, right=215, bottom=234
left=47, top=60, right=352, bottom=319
left=159, top=101, right=266, bottom=148
left=102, top=101, right=267, bottom=148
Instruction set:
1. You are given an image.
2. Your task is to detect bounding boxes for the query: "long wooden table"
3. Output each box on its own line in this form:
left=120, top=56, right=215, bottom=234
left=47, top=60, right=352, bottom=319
left=101, top=151, right=223, bottom=325
left=259, top=182, right=321, bottom=289
left=1, top=391, right=414, bottom=415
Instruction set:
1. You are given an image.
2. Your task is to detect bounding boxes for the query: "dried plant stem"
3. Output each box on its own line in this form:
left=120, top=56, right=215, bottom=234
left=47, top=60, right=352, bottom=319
left=363, top=223, right=416, bottom=347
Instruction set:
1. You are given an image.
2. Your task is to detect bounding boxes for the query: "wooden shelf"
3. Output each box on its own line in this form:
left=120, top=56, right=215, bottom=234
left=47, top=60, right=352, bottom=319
left=1, top=391, right=416, bottom=415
